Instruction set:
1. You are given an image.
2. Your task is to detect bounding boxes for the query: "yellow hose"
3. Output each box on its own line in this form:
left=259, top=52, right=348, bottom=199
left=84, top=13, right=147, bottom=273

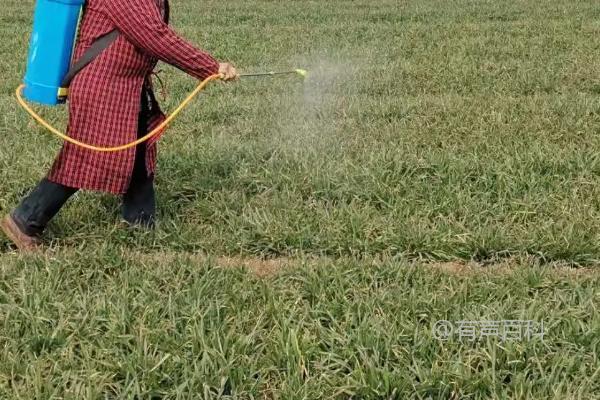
left=15, top=73, right=222, bottom=153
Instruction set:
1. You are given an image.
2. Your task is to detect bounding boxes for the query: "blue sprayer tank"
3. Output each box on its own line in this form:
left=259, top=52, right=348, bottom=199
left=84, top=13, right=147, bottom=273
left=23, top=0, right=85, bottom=106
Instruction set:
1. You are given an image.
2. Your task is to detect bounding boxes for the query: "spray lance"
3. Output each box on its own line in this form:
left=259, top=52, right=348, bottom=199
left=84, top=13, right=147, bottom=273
left=17, top=0, right=307, bottom=152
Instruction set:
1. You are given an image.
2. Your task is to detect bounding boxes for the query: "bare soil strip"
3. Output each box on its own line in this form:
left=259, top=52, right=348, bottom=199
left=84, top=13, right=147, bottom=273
left=4, top=249, right=597, bottom=278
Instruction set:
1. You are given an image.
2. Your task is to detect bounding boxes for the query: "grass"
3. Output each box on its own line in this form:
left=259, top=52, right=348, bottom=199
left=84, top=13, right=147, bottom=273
left=1, top=0, right=599, bottom=398
left=1, top=253, right=599, bottom=399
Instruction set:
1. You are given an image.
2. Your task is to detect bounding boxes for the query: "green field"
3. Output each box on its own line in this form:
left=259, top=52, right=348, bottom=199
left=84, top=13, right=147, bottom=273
left=1, top=0, right=599, bottom=398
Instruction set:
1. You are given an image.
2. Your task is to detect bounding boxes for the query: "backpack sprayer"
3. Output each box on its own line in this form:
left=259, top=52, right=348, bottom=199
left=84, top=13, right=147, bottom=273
left=17, top=0, right=307, bottom=152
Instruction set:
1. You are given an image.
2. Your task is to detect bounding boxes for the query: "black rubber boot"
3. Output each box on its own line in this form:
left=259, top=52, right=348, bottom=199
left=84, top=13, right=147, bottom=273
left=11, top=178, right=78, bottom=237
left=122, top=89, right=156, bottom=229
left=122, top=172, right=156, bottom=228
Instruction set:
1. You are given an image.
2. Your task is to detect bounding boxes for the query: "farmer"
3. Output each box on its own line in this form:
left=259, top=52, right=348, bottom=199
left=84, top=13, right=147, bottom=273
left=0, top=0, right=238, bottom=250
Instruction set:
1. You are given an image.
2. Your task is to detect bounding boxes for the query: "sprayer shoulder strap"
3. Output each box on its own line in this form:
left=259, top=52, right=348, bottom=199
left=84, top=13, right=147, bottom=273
left=58, top=29, right=119, bottom=98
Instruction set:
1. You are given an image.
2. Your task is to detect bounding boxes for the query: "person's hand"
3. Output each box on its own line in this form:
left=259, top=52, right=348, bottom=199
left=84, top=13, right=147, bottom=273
left=218, top=62, right=238, bottom=81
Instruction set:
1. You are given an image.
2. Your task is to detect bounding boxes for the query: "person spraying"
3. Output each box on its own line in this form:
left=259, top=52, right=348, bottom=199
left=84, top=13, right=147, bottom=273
left=1, top=0, right=238, bottom=250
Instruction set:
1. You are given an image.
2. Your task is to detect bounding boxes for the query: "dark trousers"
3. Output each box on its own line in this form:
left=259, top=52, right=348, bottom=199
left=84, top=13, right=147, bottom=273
left=12, top=101, right=155, bottom=236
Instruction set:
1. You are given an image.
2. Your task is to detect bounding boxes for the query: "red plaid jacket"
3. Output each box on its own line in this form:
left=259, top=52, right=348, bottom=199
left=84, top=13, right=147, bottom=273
left=47, top=0, right=219, bottom=194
